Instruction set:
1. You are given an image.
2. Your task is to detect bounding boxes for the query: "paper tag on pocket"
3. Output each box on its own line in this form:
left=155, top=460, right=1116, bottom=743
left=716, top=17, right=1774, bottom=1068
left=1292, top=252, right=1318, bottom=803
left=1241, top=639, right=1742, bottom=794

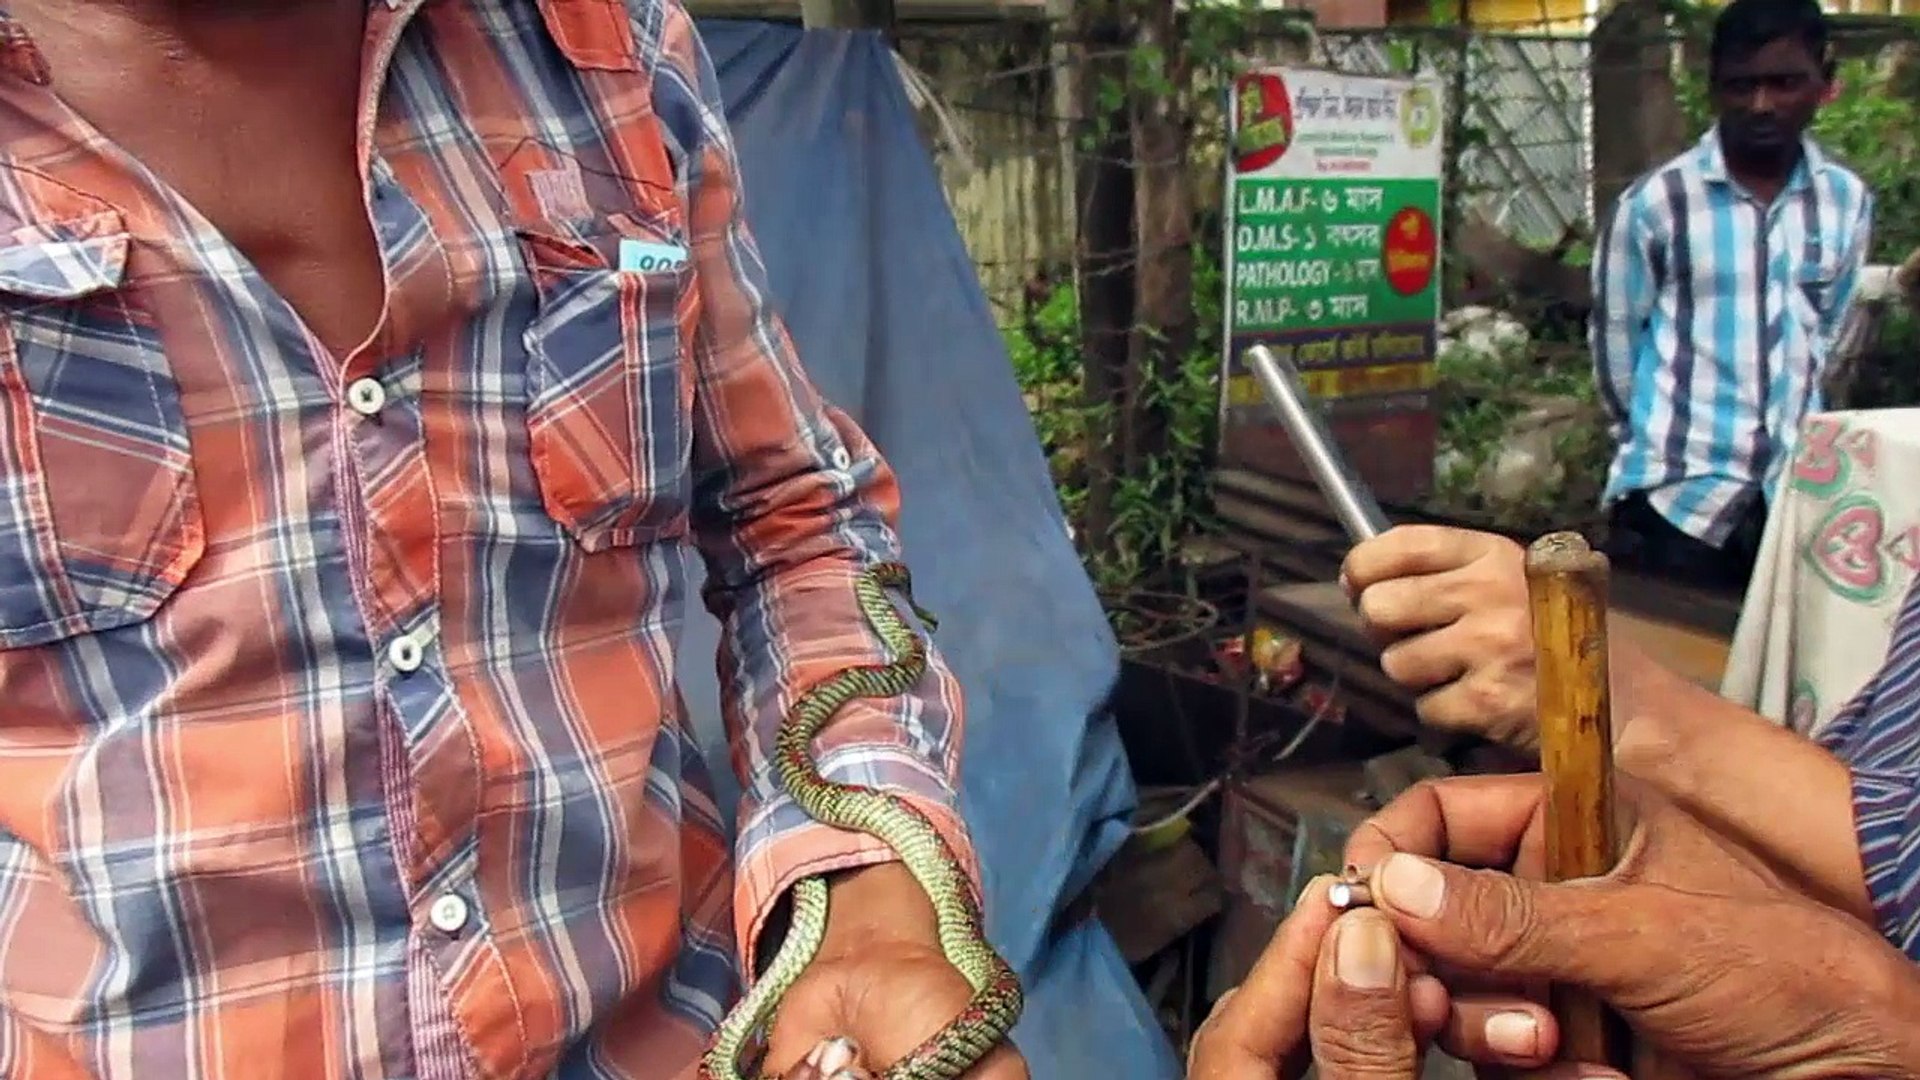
left=619, top=238, right=689, bottom=274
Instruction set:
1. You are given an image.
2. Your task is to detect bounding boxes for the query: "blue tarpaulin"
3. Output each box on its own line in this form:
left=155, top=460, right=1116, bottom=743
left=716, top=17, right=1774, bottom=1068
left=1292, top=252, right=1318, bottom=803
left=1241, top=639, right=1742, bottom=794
left=670, top=19, right=1183, bottom=1078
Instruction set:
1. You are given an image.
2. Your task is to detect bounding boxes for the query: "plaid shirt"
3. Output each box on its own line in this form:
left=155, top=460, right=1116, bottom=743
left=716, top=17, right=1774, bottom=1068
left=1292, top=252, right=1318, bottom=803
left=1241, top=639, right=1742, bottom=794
left=0, top=2, right=977, bottom=1077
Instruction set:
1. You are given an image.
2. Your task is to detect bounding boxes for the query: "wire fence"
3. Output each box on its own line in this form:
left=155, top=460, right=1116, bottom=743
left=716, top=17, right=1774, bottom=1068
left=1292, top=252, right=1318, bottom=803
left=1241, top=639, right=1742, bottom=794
left=1317, top=28, right=1590, bottom=245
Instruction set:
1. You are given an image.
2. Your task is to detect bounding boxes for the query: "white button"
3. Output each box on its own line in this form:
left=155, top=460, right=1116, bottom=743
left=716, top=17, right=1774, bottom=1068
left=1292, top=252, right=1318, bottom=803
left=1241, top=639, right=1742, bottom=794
left=830, top=447, right=852, bottom=470
left=387, top=635, right=424, bottom=673
left=346, top=378, right=387, bottom=417
left=428, top=892, right=470, bottom=934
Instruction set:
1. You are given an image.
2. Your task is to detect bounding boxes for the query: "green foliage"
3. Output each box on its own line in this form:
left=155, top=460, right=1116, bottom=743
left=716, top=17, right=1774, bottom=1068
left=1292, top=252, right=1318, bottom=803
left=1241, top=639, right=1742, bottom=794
left=1001, top=246, right=1226, bottom=594
left=1675, top=57, right=1920, bottom=263
left=1431, top=341, right=1609, bottom=533
left=1002, top=285, right=1100, bottom=532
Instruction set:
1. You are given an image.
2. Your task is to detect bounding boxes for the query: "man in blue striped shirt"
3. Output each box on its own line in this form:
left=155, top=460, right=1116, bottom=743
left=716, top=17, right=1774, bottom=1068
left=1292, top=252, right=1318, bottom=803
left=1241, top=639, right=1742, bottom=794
left=1592, top=0, right=1873, bottom=588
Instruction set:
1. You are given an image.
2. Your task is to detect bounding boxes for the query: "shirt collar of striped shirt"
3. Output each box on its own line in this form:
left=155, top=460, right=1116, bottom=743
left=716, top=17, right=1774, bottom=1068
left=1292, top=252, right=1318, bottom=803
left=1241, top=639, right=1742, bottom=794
left=1692, top=122, right=1833, bottom=196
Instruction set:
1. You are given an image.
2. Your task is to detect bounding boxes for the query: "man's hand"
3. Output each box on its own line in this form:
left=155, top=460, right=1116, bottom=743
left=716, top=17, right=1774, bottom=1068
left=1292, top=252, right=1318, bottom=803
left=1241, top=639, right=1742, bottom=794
left=1344, top=773, right=1785, bottom=901
left=764, top=863, right=1028, bottom=1080
left=1341, top=524, right=1667, bottom=756
left=1340, top=525, right=1540, bottom=749
left=1367, top=853, right=1920, bottom=1077
left=1347, top=775, right=1920, bottom=1076
left=1190, top=877, right=1423, bottom=1079
left=1189, top=876, right=1584, bottom=1079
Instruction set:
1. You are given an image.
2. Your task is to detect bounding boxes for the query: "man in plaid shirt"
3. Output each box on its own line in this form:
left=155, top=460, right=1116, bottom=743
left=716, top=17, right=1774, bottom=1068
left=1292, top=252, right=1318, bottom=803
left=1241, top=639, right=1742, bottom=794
left=0, top=2, right=1025, bottom=1078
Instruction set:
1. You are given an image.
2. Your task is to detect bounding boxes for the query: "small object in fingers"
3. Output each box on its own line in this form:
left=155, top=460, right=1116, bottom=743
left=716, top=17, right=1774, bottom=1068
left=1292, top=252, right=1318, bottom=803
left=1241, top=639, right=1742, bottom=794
left=1329, top=880, right=1373, bottom=909
left=1329, top=865, right=1374, bottom=909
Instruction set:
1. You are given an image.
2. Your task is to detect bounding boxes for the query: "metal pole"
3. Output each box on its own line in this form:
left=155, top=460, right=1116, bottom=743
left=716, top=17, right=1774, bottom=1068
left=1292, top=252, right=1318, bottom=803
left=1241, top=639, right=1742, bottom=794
left=1242, top=343, right=1391, bottom=545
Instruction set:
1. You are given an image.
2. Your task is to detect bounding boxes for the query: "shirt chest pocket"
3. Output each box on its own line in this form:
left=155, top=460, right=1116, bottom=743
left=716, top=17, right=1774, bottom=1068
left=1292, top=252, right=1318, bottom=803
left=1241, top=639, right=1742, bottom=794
left=516, top=219, right=695, bottom=553
left=1795, top=258, right=1839, bottom=325
left=0, top=213, right=204, bottom=650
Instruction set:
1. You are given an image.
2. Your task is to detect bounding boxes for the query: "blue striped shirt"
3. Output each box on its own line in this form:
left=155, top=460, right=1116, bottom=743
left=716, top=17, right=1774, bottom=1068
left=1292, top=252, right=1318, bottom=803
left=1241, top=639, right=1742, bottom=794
left=1591, top=127, right=1873, bottom=545
left=1820, top=577, right=1920, bottom=960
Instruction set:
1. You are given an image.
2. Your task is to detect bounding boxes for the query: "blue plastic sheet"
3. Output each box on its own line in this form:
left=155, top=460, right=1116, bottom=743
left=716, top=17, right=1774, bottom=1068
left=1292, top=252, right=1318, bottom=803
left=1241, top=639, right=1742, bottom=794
left=672, top=19, right=1184, bottom=1078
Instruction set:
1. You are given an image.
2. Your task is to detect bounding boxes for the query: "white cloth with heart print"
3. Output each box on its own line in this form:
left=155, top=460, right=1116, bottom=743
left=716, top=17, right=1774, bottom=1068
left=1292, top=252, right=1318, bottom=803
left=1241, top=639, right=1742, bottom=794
left=1722, top=408, right=1920, bottom=738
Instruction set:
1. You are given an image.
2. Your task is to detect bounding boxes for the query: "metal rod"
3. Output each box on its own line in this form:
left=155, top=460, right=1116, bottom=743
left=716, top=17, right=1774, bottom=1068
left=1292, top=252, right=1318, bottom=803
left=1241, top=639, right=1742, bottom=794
left=1328, top=880, right=1372, bottom=910
left=1242, top=344, right=1391, bottom=545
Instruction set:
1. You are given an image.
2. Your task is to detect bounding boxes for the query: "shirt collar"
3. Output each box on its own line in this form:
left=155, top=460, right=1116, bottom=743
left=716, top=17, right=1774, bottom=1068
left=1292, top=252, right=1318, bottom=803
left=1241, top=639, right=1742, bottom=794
left=1693, top=122, right=1829, bottom=196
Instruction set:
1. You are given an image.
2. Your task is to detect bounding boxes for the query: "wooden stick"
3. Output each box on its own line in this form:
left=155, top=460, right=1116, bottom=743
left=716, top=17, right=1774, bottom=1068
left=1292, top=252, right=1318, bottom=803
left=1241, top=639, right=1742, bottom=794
left=1524, top=531, right=1632, bottom=1070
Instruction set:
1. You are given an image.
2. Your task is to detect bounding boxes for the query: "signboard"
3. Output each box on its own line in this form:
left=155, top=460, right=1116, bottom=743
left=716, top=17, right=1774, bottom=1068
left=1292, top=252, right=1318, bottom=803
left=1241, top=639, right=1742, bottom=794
left=1219, top=66, right=1445, bottom=504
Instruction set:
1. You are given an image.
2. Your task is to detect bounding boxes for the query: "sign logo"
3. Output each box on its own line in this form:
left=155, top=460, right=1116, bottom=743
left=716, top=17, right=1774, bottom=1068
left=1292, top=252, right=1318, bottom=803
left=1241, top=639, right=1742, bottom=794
left=1399, top=85, right=1439, bottom=149
left=1382, top=206, right=1437, bottom=296
left=1232, top=73, right=1294, bottom=174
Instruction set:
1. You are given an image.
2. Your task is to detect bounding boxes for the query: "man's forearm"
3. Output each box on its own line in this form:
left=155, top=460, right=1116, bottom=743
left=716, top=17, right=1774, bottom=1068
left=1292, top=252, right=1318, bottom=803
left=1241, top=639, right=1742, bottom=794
left=1612, top=637, right=1873, bottom=920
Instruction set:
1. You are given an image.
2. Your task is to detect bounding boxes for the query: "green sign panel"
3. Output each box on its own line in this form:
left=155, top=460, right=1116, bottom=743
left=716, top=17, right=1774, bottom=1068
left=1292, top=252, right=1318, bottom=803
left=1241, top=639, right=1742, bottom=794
left=1220, top=66, right=1446, bottom=501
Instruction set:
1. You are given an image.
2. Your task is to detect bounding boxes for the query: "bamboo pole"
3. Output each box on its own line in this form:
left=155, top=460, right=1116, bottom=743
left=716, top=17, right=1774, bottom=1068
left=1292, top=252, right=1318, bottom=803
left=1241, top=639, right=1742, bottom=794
left=1524, top=530, right=1632, bottom=1070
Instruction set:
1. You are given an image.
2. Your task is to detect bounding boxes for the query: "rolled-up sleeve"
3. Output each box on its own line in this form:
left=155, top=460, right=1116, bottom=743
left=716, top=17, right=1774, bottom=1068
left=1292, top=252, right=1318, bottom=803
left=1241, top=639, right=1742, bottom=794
left=1845, top=767, right=1920, bottom=958
left=1817, top=652, right=1920, bottom=960
left=648, top=1, right=981, bottom=979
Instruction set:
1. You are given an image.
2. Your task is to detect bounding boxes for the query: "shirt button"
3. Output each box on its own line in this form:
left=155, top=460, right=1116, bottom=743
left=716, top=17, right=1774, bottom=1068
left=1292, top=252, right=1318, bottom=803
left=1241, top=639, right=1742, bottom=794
left=346, top=377, right=387, bottom=417
left=387, top=635, right=424, bottom=673
left=830, top=447, right=852, bottom=470
left=428, top=892, right=470, bottom=934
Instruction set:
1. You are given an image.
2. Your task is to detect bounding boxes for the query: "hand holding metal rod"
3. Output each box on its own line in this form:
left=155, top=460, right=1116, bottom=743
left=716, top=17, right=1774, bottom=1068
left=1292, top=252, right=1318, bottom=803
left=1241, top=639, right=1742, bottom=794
left=1242, top=344, right=1391, bottom=545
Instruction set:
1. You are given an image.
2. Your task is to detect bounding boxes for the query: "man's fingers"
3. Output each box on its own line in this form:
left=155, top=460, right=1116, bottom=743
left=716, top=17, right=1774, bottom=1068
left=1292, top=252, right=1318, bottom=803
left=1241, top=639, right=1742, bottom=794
left=1354, top=574, right=1470, bottom=643
left=1343, top=525, right=1502, bottom=596
left=1375, top=625, right=1470, bottom=691
left=1308, top=908, right=1421, bottom=1079
left=1344, top=775, right=1551, bottom=875
left=1369, top=853, right=1653, bottom=999
left=1417, top=672, right=1540, bottom=749
left=1430, top=996, right=1560, bottom=1070
left=1188, top=876, right=1342, bottom=1077
left=1408, top=974, right=1451, bottom=1042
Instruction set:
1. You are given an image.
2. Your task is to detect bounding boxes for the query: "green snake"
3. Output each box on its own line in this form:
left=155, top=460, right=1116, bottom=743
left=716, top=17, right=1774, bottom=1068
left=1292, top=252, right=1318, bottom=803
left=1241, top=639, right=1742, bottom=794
left=700, top=562, right=1025, bottom=1080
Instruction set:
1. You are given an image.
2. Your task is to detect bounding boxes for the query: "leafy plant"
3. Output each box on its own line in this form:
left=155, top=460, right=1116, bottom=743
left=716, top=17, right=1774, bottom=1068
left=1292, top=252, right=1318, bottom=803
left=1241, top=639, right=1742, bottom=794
left=1001, top=245, right=1226, bottom=595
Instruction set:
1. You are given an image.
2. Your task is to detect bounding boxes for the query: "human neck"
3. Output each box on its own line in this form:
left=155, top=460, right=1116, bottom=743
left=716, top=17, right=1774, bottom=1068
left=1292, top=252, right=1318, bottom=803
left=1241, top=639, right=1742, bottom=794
left=1719, top=128, right=1802, bottom=199
left=10, top=0, right=362, bottom=80
left=36, top=0, right=345, bottom=21
left=11, top=0, right=359, bottom=53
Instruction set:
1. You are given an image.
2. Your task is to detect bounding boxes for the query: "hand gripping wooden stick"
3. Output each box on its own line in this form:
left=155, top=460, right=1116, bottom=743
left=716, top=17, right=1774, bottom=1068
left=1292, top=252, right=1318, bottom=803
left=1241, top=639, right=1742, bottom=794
left=1524, top=531, right=1632, bottom=1070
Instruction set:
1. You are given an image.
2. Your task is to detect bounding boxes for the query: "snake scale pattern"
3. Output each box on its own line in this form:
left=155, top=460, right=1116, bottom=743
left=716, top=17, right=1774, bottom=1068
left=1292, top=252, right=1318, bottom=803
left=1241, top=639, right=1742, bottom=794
left=700, top=562, right=1025, bottom=1080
